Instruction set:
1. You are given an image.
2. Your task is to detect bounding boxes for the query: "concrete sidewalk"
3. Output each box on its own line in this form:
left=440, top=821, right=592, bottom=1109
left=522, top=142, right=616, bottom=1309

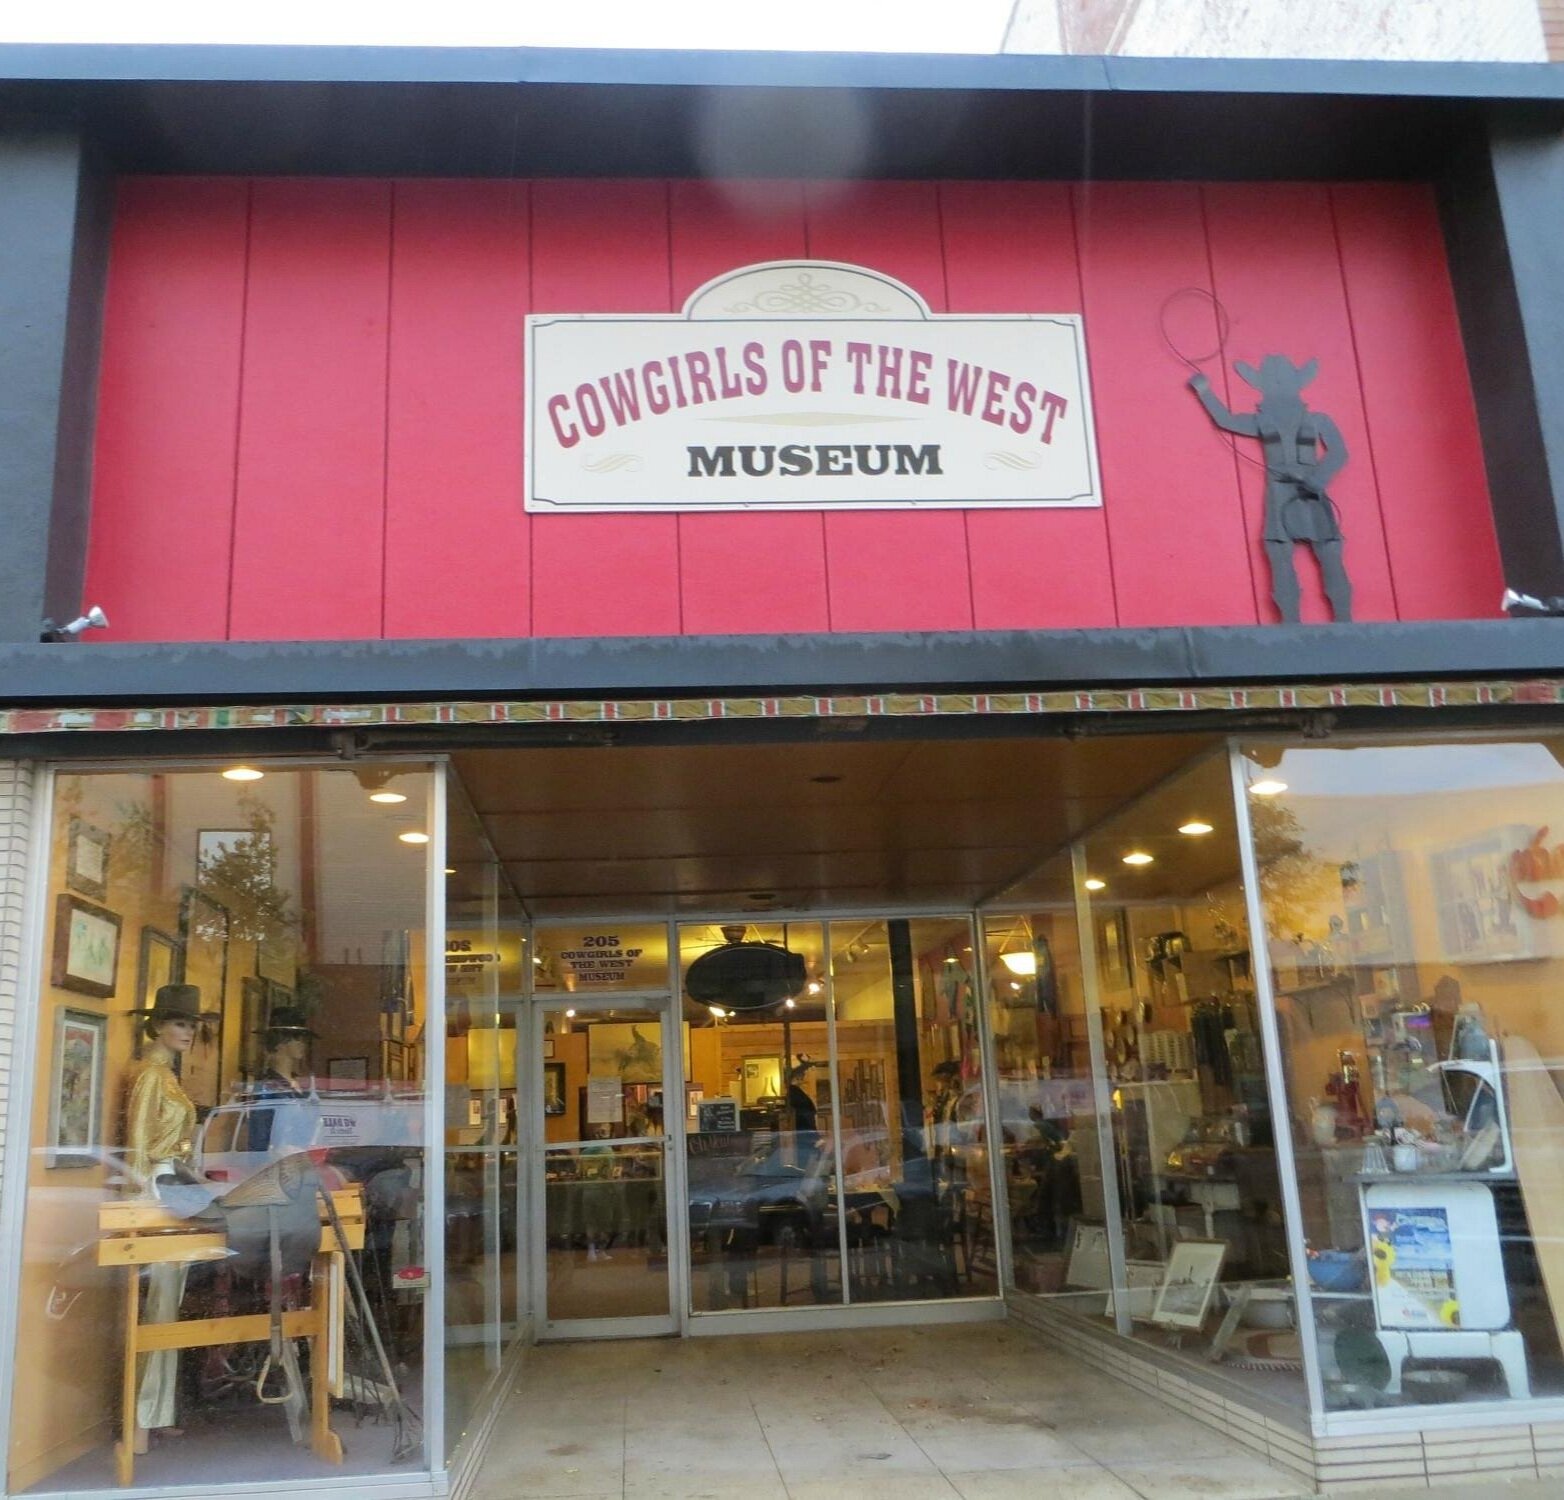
left=466, top=1323, right=1312, bottom=1500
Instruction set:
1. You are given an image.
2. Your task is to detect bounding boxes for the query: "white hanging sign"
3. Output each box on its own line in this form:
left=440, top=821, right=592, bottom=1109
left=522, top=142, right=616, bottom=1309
left=524, top=261, right=1101, bottom=513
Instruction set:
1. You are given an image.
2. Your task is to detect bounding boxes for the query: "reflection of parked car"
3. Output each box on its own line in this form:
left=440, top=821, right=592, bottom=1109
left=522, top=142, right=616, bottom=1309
left=690, top=1138, right=834, bottom=1247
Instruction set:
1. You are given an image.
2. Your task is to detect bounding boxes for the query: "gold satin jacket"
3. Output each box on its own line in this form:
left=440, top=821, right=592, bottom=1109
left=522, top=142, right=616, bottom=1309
left=123, top=1044, right=196, bottom=1187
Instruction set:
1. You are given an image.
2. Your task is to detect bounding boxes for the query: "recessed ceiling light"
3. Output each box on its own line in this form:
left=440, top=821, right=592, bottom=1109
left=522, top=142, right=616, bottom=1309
left=398, top=831, right=430, bottom=845
left=806, top=981, right=823, bottom=995
left=369, top=790, right=407, bottom=804
left=222, top=766, right=264, bottom=782
left=784, top=998, right=796, bottom=1009
left=1122, top=851, right=1155, bottom=866
left=1083, top=878, right=1107, bottom=892
left=1179, top=820, right=1214, bottom=836
left=708, top=1005, right=727, bottom=1019
left=1249, top=779, right=1288, bottom=797
left=565, top=1008, right=576, bottom=1018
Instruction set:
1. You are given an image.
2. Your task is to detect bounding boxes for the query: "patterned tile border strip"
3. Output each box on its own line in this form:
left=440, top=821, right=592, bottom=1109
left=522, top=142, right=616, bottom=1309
left=0, top=679, right=1561, bottom=736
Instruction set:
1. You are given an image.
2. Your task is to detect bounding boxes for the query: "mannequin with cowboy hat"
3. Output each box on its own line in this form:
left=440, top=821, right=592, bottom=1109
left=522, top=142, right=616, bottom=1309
left=256, top=1006, right=317, bottom=1097
left=123, top=983, right=218, bottom=1447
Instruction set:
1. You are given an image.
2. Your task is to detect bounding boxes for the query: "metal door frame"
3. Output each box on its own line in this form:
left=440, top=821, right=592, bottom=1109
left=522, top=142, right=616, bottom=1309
left=527, top=988, right=687, bottom=1340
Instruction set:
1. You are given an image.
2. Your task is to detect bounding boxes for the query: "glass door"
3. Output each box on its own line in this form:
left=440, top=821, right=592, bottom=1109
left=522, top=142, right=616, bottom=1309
left=531, top=997, right=680, bottom=1338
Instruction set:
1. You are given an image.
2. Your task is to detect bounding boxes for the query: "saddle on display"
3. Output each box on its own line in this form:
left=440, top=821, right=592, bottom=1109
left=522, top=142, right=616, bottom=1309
left=159, top=1154, right=324, bottom=1433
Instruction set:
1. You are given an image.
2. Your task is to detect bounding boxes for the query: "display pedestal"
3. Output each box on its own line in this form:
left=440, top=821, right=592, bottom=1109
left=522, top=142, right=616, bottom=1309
left=1359, top=1176, right=1527, bottom=1401
left=98, top=1187, right=363, bottom=1488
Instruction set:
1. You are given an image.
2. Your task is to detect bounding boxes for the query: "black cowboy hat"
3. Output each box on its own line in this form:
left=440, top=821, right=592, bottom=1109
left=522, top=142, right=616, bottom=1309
left=133, top=983, right=220, bottom=1024
left=260, top=1005, right=318, bottom=1038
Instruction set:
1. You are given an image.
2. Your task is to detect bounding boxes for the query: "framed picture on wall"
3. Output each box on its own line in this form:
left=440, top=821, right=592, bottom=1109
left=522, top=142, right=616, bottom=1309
left=52, top=894, right=122, bottom=999
left=543, top=1061, right=566, bottom=1115
left=239, top=975, right=270, bottom=1078
left=328, top=1056, right=368, bottom=1083
left=136, top=927, right=182, bottom=1011
left=178, top=887, right=229, bottom=1109
left=66, top=819, right=111, bottom=902
left=48, top=1008, right=106, bottom=1167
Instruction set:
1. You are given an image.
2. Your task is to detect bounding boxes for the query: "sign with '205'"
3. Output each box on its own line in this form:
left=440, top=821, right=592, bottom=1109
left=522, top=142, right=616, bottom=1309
left=524, top=261, right=1101, bottom=513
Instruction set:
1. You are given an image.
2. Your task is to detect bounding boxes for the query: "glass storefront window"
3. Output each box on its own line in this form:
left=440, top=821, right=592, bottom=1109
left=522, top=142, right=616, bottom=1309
left=981, top=859, right=1116, bottom=1318
left=443, top=773, right=522, bottom=1456
left=1079, top=750, right=1301, bottom=1403
left=828, top=917, right=998, bottom=1301
left=985, top=749, right=1305, bottom=1406
left=1241, top=737, right=1564, bottom=1413
left=677, top=917, right=996, bottom=1314
left=10, top=765, right=434, bottom=1494
left=680, top=922, right=838, bottom=1310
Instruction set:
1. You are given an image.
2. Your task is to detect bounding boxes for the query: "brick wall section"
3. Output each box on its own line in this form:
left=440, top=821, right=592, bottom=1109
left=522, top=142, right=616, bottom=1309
left=1008, top=0, right=1549, bottom=58
left=1542, top=0, right=1564, bottom=58
left=0, top=761, right=36, bottom=1197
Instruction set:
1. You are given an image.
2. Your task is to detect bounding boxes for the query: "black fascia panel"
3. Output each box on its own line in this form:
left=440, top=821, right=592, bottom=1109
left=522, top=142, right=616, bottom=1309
left=0, top=622, right=1562, bottom=708
left=0, top=45, right=1563, bottom=99
left=0, top=47, right=1562, bottom=180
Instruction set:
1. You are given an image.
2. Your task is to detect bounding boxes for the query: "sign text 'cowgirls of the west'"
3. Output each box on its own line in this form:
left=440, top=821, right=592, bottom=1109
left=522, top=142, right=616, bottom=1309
left=524, top=261, right=1101, bottom=512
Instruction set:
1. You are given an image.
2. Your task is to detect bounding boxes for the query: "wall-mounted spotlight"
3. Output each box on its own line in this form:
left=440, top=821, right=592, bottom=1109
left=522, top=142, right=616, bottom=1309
left=40, top=606, right=108, bottom=643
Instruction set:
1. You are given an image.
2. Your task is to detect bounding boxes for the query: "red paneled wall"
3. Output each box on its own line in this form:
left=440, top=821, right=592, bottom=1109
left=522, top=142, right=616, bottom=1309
left=83, top=177, right=1502, bottom=643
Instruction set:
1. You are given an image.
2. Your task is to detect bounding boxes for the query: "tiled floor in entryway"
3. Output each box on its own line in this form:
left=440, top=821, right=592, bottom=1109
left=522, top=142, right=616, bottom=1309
left=466, top=1322, right=1312, bottom=1500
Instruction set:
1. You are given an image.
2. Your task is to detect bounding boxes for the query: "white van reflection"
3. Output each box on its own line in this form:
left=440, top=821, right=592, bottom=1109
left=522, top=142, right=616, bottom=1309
left=196, top=1080, right=423, bottom=1183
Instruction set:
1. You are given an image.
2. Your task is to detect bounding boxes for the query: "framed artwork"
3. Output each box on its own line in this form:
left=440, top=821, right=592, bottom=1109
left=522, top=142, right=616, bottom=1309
left=1429, top=827, right=1533, bottom=963
left=686, top=1085, right=704, bottom=1120
left=240, top=975, right=270, bottom=1078
left=1151, top=1240, right=1228, bottom=1329
left=1094, top=907, right=1133, bottom=992
left=543, top=1036, right=555, bottom=1060
left=741, top=1055, right=783, bottom=1105
left=543, top=1061, right=567, bottom=1115
left=587, top=1021, right=661, bottom=1083
left=52, top=894, right=123, bottom=999
left=136, top=927, right=182, bottom=1009
left=329, top=1056, right=368, bottom=1082
left=1065, top=1220, right=1112, bottom=1290
left=178, top=887, right=229, bottom=1109
left=66, top=819, right=111, bottom=902
left=48, top=1008, right=106, bottom=1167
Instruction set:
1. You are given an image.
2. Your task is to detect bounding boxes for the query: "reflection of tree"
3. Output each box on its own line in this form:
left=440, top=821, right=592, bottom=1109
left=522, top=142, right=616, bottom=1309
left=197, top=795, right=296, bottom=947
left=1250, top=800, right=1339, bottom=941
left=1202, top=801, right=1339, bottom=950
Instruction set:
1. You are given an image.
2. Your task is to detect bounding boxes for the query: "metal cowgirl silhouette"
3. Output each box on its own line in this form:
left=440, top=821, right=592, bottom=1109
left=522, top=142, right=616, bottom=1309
left=1190, top=357, right=1352, bottom=623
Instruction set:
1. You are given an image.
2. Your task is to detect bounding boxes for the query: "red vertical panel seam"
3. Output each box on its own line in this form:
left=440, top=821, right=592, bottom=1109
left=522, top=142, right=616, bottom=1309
left=1327, top=185, right=1402, bottom=620
left=666, top=179, right=685, bottom=635
left=803, top=190, right=833, bottom=630
left=380, top=182, right=398, bottom=640
left=224, top=180, right=257, bottom=641
left=1071, top=180, right=1123, bottom=628
left=1197, top=185, right=1263, bottom=622
left=938, top=184, right=981, bottom=632
left=526, top=179, right=537, bottom=640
